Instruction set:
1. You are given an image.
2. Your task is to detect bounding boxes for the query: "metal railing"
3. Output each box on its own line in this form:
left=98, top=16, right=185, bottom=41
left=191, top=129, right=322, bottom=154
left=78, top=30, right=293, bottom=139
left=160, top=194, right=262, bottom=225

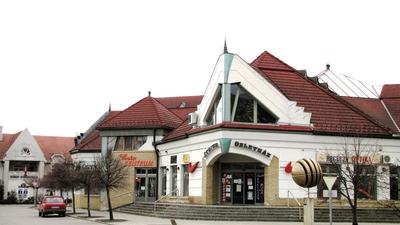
left=287, top=190, right=302, bottom=219
left=153, top=188, right=179, bottom=213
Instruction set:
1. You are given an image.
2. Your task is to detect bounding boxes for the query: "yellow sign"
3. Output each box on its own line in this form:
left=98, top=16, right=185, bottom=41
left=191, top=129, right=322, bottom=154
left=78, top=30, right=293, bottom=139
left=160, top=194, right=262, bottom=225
left=183, top=154, right=190, bottom=164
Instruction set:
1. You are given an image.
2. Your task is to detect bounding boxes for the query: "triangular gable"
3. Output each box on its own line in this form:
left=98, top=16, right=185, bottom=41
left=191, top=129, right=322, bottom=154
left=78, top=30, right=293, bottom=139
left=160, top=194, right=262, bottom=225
left=196, top=53, right=311, bottom=127
left=4, top=129, right=46, bottom=162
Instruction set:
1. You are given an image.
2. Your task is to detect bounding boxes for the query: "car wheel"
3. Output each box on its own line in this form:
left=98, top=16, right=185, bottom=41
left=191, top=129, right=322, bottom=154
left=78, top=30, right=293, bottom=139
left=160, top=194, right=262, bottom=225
left=61, top=212, right=66, bottom=217
left=42, top=212, right=45, bottom=217
left=38, top=211, right=41, bottom=217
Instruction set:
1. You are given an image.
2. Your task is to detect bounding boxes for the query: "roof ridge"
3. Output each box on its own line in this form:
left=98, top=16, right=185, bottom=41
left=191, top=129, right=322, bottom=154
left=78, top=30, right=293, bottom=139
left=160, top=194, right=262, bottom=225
left=152, top=97, right=183, bottom=125
left=251, top=51, right=296, bottom=72
left=149, top=97, right=165, bottom=125
left=155, top=95, right=203, bottom=99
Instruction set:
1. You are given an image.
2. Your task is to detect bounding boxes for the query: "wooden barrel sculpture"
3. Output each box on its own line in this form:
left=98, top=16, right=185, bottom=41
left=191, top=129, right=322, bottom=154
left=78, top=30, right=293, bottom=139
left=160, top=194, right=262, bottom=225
left=291, top=158, right=322, bottom=188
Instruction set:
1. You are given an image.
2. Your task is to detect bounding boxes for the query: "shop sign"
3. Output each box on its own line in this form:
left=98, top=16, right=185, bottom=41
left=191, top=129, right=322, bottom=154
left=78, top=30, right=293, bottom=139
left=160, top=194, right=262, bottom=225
left=118, top=153, right=154, bottom=167
left=317, top=152, right=380, bottom=164
left=203, top=142, right=219, bottom=158
left=233, top=141, right=272, bottom=159
left=182, top=154, right=190, bottom=164
left=203, top=140, right=272, bottom=160
left=10, top=175, right=38, bottom=179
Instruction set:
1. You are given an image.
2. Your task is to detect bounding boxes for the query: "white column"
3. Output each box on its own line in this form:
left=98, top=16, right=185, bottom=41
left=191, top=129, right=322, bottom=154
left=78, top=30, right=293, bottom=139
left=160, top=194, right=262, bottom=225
left=38, top=161, right=45, bottom=178
left=3, top=160, right=9, bottom=199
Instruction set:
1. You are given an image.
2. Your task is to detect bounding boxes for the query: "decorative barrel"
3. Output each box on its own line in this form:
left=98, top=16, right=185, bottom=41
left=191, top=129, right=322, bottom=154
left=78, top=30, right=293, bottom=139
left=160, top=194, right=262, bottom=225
left=291, top=158, right=322, bottom=188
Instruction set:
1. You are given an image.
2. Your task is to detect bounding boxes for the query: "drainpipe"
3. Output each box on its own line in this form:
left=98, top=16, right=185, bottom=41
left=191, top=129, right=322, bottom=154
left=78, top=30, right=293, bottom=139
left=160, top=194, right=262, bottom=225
left=153, top=128, right=160, bottom=201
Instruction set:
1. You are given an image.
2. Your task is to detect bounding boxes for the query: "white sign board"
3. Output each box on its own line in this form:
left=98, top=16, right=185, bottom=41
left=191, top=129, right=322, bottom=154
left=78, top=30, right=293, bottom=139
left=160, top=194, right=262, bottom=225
left=323, top=190, right=337, bottom=198
left=323, top=176, right=337, bottom=190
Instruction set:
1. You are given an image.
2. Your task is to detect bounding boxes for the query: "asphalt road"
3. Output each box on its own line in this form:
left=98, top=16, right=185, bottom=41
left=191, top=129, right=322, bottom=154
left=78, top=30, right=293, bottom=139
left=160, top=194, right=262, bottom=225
left=2, top=204, right=400, bottom=225
left=0, top=205, right=100, bottom=225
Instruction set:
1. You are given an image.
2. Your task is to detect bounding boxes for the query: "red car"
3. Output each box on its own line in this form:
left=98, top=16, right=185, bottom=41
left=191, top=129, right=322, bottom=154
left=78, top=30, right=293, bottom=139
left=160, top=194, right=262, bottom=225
left=38, top=196, right=67, bottom=217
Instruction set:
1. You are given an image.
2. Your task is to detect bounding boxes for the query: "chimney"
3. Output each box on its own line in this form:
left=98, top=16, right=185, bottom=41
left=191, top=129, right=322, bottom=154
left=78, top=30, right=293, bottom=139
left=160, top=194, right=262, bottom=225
left=0, top=126, right=3, bottom=141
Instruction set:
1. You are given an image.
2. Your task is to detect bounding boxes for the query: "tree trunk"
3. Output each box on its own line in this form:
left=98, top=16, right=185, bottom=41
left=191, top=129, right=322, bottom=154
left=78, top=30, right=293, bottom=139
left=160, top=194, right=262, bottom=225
left=87, top=188, right=91, bottom=217
left=72, top=186, right=76, bottom=214
left=106, top=187, right=113, bottom=220
left=352, top=207, right=358, bottom=225
left=34, top=188, right=38, bottom=206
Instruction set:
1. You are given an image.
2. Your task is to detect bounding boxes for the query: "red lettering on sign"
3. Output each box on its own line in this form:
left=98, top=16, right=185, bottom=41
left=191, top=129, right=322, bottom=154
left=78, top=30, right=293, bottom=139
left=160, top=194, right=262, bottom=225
left=118, top=153, right=154, bottom=167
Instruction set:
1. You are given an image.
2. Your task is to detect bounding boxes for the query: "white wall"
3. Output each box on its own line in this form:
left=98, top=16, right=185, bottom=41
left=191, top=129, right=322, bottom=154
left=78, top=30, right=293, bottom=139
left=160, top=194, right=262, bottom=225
left=159, top=129, right=400, bottom=200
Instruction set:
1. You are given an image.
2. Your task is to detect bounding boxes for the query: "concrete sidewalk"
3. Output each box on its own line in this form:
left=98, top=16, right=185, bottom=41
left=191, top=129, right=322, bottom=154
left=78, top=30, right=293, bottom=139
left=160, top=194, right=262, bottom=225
left=67, top=207, right=399, bottom=225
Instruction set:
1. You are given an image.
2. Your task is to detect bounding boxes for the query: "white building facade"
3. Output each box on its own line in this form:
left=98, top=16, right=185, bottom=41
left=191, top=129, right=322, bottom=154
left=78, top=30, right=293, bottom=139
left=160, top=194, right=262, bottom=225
left=0, top=127, right=74, bottom=201
left=156, top=50, right=400, bottom=205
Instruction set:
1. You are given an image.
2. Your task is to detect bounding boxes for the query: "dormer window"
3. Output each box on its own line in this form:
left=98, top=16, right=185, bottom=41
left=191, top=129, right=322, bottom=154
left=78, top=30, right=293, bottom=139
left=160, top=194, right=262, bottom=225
left=179, top=102, right=187, bottom=108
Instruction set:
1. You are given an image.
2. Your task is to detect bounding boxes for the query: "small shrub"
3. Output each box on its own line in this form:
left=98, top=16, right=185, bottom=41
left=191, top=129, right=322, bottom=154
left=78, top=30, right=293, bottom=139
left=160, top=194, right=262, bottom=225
left=7, top=191, right=17, bottom=203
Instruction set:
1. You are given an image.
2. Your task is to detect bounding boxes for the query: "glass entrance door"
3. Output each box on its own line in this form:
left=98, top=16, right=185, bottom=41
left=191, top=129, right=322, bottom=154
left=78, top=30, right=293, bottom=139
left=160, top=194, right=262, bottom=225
left=220, top=163, right=264, bottom=205
left=244, top=173, right=255, bottom=204
left=135, top=168, right=156, bottom=202
left=232, top=172, right=244, bottom=204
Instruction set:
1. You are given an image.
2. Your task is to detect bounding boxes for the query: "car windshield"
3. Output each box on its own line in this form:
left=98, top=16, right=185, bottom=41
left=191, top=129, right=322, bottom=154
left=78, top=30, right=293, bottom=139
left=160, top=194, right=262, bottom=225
left=45, top=197, right=64, bottom=203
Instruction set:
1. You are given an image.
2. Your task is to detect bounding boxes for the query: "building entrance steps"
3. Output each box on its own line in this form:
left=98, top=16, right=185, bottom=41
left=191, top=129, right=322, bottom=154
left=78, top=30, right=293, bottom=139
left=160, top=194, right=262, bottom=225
left=115, top=202, right=400, bottom=223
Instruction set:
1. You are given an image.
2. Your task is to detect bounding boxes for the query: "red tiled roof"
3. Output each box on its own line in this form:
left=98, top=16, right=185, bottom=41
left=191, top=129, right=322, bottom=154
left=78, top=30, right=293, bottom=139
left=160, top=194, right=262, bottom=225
left=98, top=96, right=183, bottom=130
left=343, top=97, right=398, bottom=133
left=156, top=96, right=202, bottom=109
left=380, top=85, right=400, bottom=130
left=163, top=121, right=313, bottom=142
left=34, top=135, right=75, bottom=161
left=0, top=132, right=21, bottom=160
left=382, top=98, right=400, bottom=130
left=251, top=51, right=392, bottom=136
left=71, top=111, right=120, bottom=153
left=156, top=96, right=202, bottom=120
left=169, top=108, right=197, bottom=120
left=380, top=84, right=400, bottom=99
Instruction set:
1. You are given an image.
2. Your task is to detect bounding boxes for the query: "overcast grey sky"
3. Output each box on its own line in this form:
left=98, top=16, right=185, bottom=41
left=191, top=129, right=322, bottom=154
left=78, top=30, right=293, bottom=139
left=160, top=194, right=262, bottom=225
left=1, top=0, right=399, bottom=136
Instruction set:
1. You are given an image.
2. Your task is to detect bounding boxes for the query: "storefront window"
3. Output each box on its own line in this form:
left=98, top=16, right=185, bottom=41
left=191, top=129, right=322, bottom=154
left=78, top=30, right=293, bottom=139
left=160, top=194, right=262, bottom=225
left=114, top=136, right=147, bottom=151
left=160, top=167, right=167, bottom=195
left=356, top=165, right=377, bottom=199
left=182, top=164, right=189, bottom=196
left=390, top=166, right=400, bottom=200
left=171, top=166, right=178, bottom=196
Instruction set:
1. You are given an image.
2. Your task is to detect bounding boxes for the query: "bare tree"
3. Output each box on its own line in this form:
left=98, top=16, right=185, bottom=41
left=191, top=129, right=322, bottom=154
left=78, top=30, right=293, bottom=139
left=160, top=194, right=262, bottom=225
left=95, top=151, right=129, bottom=220
left=324, top=137, right=381, bottom=225
left=54, top=161, right=82, bottom=214
left=23, top=177, right=42, bottom=206
left=76, top=163, right=100, bottom=217
left=39, top=160, right=82, bottom=213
